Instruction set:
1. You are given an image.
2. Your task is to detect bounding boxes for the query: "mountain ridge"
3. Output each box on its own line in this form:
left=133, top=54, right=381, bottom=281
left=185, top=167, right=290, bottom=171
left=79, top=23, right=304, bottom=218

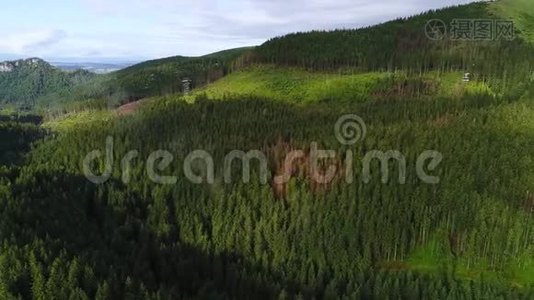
left=0, top=58, right=51, bottom=73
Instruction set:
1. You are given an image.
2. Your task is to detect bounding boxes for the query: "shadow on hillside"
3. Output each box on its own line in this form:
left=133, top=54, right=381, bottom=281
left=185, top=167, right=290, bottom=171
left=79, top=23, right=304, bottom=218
left=0, top=115, right=44, bottom=166
left=4, top=170, right=309, bottom=299
left=0, top=114, right=43, bottom=125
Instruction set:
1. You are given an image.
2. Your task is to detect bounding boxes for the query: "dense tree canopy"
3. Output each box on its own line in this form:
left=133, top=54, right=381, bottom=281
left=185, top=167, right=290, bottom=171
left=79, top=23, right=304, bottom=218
left=0, top=59, right=95, bottom=110
left=1, top=81, right=533, bottom=297
left=0, top=1, right=533, bottom=298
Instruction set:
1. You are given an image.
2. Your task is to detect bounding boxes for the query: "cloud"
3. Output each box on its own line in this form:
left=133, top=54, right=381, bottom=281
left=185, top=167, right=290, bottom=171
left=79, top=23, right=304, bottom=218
left=148, top=0, right=475, bottom=56
left=1, top=0, right=477, bottom=60
left=80, top=0, right=190, bottom=16
left=0, top=29, right=67, bottom=55
left=186, top=0, right=475, bottom=39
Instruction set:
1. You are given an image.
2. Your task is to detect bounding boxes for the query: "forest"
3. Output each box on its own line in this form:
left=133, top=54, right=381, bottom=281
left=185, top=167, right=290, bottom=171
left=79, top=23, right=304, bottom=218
left=1, top=88, right=533, bottom=298
left=34, top=48, right=253, bottom=117
left=0, top=59, right=95, bottom=110
left=0, top=0, right=533, bottom=299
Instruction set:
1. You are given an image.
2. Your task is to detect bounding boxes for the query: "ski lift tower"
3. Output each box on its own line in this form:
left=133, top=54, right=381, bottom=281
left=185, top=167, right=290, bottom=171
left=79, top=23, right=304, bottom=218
left=182, top=78, right=192, bottom=94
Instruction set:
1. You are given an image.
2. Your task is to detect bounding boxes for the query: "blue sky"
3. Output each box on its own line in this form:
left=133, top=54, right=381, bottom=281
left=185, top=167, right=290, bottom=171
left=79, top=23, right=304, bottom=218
left=0, top=0, right=475, bottom=62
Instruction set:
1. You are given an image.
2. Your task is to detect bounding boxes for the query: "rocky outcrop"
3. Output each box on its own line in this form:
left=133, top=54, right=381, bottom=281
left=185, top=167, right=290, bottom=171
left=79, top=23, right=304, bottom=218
left=0, top=62, right=14, bottom=72
left=0, top=58, right=46, bottom=72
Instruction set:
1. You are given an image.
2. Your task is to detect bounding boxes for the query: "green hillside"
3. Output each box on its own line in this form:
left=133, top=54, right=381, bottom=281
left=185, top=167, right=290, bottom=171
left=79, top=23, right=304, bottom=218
left=36, top=47, right=253, bottom=116
left=188, top=65, right=390, bottom=103
left=111, top=47, right=253, bottom=99
left=0, top=113, right=43, bottom=165
left=9, top=1, right=534, bottom=114
left=0, top=58, right=95, bottom=110
left=41, top=0, right=533, bottom=115
left=0, top=0, right=533, bottom=298
left=18, top=81, right=534, bottom=298
left=253, top=1, right=533, bottom=83
left=492, top=0, right=534, bottom=42
left=189, top=65, right=500, bottom=104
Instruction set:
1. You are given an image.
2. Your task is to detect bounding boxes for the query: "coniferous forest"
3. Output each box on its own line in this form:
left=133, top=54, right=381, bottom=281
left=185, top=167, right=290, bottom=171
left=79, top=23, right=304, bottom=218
left=0, top=0, right=533, bottom=299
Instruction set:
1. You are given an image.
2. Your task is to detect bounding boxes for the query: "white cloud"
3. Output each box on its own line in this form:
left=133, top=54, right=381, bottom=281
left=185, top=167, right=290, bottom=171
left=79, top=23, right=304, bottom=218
left=1, top=0, right=477, bottom=60
left=0, top=29, right=66, bottom=55
left=153, top=0, right=476, bottom=47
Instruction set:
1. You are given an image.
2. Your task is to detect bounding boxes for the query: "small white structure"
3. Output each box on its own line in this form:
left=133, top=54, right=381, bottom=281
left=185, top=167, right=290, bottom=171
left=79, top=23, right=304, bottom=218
left=463, top=73, right=471, bottom=82
left=182, top=79, right=192, bottom=94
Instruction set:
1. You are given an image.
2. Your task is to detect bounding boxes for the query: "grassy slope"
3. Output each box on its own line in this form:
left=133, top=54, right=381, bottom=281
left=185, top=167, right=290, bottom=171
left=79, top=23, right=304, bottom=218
left=186, top=65, right=496, bottom=104
left=187, top=65, right=389, bottom=103
left=43, top=110, right=115, bottom=132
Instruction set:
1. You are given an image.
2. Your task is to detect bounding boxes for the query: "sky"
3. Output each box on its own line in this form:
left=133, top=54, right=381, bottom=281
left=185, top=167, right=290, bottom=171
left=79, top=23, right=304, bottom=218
left=0, top=0, right=475, bottom=62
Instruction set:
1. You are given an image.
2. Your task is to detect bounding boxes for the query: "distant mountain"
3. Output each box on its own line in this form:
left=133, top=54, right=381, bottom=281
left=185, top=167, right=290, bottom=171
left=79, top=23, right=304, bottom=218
left=26, top=48, right=254, bottom=113
left=0, top=58, right=95, bottom=110
left=0, top=48, right=253, bottom=113
left=112, top=47, right=254, bottom=99
left=51, top=61, right=136, bottom=74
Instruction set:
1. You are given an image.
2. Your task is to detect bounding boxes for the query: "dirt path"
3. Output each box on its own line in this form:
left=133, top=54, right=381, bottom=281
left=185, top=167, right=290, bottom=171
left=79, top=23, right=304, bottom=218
left=116, top=99, right=148, bottom=115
